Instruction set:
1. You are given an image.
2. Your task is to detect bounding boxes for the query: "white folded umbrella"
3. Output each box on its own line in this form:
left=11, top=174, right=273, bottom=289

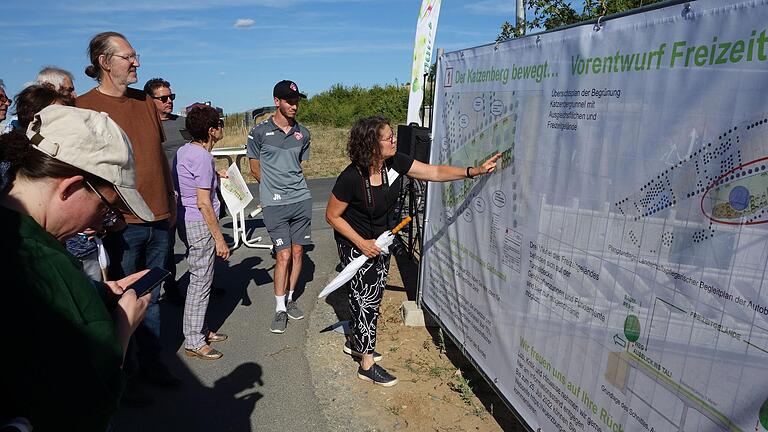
left=318, top=216, right=412, bottom=298
left=95, top=236, right=109, bottom=281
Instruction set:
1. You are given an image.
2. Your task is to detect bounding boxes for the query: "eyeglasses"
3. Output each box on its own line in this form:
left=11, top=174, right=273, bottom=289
left=152, top=94, right=176, bottom=103
left=60, top=86, right=75, bottom=95
left=85, top=181, right=124, bottom=228
left=0, top=95, right=10, bottom=105
left=218, top=119, right=225, bottom=128
left=380, top=134, right=396, bottom=144
left=113, top=53, right=140, bottom=63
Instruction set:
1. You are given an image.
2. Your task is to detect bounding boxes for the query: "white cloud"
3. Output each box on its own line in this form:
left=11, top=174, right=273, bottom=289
left=146, top=19, right=203, bottom=31
left=234, top=18, right=256, bottom=28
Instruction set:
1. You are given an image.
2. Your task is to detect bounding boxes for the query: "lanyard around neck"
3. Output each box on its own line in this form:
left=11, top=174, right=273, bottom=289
left=359, top=164, right=389, bottom=210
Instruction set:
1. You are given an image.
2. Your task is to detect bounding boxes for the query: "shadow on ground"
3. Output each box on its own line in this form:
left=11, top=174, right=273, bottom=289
left=115, top=220, right=274, bottom=431
left=114, top=358, right=265, bottom=431
left=162, top=254, right=268, bottom=354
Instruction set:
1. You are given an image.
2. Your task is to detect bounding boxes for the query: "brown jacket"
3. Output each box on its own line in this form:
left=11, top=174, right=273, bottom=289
left=77, top=88, right=174, bottom=223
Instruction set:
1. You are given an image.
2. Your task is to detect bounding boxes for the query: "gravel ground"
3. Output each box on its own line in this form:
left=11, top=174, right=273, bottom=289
left=306, top=276, right=381, bottom=431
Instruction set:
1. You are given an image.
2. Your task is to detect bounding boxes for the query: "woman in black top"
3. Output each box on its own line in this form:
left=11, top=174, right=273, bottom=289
left=326, top=116, right=501, bottom=386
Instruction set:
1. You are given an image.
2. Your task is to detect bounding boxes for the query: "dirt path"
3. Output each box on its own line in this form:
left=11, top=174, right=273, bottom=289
left=306, top=259, right=525, bottom=431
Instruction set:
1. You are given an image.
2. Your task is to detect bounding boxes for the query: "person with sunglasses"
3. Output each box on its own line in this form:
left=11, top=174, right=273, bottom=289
left=144, top=77, right=184, bottom=165
left=0, top=105, right=154, bottom=430
left=173, top=105, right=230, bottom=360
left=77, top=31, right=181, bottom=401
left=0, top=79, right=10, bottom=125
left=144, top=77, right=188, bottom=304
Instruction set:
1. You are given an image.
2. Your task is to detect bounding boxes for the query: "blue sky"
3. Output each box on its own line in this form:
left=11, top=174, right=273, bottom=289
left=2, top=0, right=520, bottom=114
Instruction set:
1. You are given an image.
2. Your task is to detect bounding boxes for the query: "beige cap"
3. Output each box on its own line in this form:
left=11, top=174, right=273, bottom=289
left=26, top=105, right=154, bottom=222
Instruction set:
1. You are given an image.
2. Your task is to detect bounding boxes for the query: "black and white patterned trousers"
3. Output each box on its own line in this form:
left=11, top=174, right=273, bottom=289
left=336, top=240, right=391, bottom=355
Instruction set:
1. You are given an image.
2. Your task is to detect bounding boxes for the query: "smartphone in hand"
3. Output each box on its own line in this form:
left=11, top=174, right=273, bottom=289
left=126, top=267, right=171, bottom=297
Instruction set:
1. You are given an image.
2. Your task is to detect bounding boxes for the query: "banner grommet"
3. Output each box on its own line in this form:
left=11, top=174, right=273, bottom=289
left=593, top=15, right=604, bottom=32
left=682, top=3, right=693, bottom=19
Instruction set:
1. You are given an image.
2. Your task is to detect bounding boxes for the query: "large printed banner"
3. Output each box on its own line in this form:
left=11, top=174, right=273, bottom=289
left=421, top=1, right=768, bottom=431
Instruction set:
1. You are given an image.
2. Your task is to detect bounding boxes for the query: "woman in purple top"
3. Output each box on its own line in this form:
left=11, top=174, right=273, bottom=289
left=173, top=106, right=230, bottom=360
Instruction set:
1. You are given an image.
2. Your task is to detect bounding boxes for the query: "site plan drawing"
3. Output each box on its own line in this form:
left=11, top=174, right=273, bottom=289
left=420, top=1, right=768, bottom=431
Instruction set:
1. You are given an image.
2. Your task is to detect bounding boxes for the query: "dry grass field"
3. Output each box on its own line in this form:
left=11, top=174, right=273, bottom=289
left=214, top=122, right=350, bottom=181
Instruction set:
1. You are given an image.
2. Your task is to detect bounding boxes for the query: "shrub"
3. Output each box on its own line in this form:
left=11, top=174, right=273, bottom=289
left=299, top=83, right=408, bottom=127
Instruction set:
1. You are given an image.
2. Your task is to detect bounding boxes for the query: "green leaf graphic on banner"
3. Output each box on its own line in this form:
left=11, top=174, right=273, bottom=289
left=760, top=398, right=768, bottom=429
left=624, top=315, right=641, bottom=342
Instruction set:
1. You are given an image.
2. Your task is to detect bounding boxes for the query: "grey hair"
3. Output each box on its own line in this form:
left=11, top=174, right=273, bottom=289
left=36, top=66, right=74, bottom=90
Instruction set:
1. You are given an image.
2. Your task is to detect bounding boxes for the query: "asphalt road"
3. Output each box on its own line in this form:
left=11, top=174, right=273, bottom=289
left=115, top=178, right=340, bottom=432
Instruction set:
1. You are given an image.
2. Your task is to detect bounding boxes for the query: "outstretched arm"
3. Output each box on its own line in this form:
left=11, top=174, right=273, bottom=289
left=406, top=153, right=502, bottom=182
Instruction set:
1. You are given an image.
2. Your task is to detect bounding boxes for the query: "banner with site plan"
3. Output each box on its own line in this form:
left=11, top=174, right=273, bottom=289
left=421, top=1, right=768, bottom=430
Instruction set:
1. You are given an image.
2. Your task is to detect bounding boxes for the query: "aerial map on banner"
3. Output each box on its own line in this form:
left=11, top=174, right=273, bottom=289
left=421, top=1, right=768, bottom=431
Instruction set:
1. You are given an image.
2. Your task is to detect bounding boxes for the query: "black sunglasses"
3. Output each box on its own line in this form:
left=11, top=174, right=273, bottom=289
left=152, top=94, right=176, bottom=103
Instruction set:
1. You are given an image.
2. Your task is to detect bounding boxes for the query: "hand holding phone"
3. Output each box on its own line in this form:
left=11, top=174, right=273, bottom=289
left=126, top=267, right=171, bottom=297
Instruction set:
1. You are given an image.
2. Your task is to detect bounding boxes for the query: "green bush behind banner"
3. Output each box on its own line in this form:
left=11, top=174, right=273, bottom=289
left=299, top=84, right=409, bottom=127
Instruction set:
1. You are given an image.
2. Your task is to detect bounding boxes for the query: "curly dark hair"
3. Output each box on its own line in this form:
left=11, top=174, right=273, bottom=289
left=13, top=84, right=67, bottom=131
left=347, top=116, right=390, bottom=169
left=185, top=105, right=222, bottom=142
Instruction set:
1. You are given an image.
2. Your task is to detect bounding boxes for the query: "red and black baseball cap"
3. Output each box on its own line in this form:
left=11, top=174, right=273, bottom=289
left=273, top=80, right=307, bottom=100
